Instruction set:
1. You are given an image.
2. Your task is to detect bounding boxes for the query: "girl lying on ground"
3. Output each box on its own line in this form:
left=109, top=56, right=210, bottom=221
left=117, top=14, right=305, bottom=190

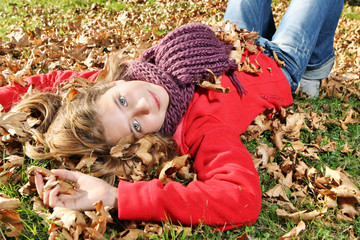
left=0, top=0, right=342, bottom=230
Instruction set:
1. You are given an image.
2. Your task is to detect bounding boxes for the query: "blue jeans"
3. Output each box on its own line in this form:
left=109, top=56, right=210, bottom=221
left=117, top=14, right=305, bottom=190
left=224, top=0, right=344, bottom=92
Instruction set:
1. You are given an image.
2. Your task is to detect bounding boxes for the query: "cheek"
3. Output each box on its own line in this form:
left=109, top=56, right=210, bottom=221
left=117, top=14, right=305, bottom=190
left=144, top=115, right=165, bottom=132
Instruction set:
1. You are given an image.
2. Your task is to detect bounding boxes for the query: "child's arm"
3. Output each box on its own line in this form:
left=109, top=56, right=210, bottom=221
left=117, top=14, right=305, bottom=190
left=117, top=117, right=262, bottom=229
left=0, top=70, right=100, bottom=111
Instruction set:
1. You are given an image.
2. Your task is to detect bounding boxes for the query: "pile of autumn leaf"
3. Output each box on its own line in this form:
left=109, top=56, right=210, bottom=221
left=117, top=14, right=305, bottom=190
left=246, top=103, right=360, bottom=239
left=0, top=0, right=359, bottom=239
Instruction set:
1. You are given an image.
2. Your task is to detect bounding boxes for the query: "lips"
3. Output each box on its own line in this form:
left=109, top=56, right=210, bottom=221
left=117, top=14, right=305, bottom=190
left=149, top=91, right=160, bottom=110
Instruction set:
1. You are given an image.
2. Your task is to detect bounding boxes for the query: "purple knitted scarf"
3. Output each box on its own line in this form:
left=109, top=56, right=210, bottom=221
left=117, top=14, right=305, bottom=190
left=124, top=22, right=241, bottom=136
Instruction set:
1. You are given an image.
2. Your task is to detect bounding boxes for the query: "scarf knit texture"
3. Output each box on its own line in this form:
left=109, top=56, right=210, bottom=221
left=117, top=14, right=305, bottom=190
left=126, top=22, right=241, bottom=136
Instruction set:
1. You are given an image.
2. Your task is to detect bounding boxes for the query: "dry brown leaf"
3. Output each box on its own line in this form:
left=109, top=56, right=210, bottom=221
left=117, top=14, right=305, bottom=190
left=109, top=134, right=136, bottom=158
left=276, top=208, right=327, bottom=224
left=236, top=232, right=252, bottom=240
left=278, top=220, right=305, bottom=240
left=261, top=162, right=284, bottom=180
left=0, top=106, right=30, bottom=138
left=50, top=207, right=87, bottom=230
left=255, top=143, right=275, bottom=166
left=198, top=69, right=229, bottom=93
left=264, top=184, right=290, bottom=202
left=264, top=184, right=296, bottom=211
left=198, top=79, right=230, bottom=93
left=308, top=110, right=325, bottom=130
left=0, top=209, right=24, bottom=237
left=338, top=197, right=359, bottom=219
left=135, top=137, right=155, bottom=165
left=159, top=154, right=191, bottom=184
left=287, top=140, right=306, bottom=153
left=0, top=196, right=21, bottom=210
left=273, top=130, right=284, bottom=150
left=321, top=140, right=337, bottom=152
left=272, top=50, right=285, bottom=67
left=348, top=226, right=357, bottom=240
left=119, top=228, right=144, bottom=240
left=62, top=87, right=79, bottom=103
left=85, top=201, right=113, bottom=234
left=280, top=171, right=293, bottom=189
left=32, top=197, right=51, bottom=219
left=75, top=154, right=98, bottom=170
left=280, top=157, right=294, bottom=174
left=281, top=112, right=304, bottom=140
left=325, top=167, right=360, bottom=200
left=2, top=155, right=24, bottom=169
left=341, top=142, right=355, bottom=154
left=27, top=166, right=54, bottom=177
left=302, top=147, right=320, bottom=160
left=290, top=184, right=308, bottom=200
left=341, top=109, right=360, bottom=125
left=45, top=180, right=74, bottom=195
left=245, top=113, right=272, bottom=140
left=84, top=227, right=108, bottom=240
left=144, top=222, right=164, bottom=237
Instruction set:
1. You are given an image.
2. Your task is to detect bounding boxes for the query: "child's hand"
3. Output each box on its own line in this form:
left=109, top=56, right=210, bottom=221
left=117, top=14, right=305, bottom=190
left=35, top=169, right=118, bottom=211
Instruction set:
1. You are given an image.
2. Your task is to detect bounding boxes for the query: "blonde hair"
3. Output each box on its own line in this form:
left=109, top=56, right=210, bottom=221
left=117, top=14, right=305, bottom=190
left=14, top=85, right=111, bottom=158
left=13, top=48, right=177, bottom=184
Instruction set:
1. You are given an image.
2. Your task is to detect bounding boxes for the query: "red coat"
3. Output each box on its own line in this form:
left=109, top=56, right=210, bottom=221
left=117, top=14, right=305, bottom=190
left=0, top=51, right=292, bottom=229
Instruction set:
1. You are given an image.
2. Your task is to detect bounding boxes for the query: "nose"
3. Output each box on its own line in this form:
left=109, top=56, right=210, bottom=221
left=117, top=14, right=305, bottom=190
left=134, top=97, right=150, bottom=115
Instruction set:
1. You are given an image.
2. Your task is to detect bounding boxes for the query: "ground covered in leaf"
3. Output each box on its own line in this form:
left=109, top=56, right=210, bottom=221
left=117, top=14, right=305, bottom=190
left=0, top=0, right=359, bottom=239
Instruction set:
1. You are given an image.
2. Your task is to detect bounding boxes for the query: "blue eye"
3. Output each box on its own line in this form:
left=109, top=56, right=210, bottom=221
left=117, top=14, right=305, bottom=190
left=133, top=120, right=141, bottom=132
left=119, top=96, right=127, bottom=106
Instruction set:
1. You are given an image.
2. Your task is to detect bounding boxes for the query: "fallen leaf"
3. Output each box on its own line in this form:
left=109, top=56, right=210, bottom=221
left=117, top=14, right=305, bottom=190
left=0, top=209, right=24, bottom=237
left=159, top=154, right=191, bottom=184
left=278, top=220, right=305, bottom=240
left=277, top=208, right=327, bottom=223
left=50, top=207, right=87, bottom=230
left=0, top=196, right=21, bottom=210
left=255, top=143, right=275, bottom=166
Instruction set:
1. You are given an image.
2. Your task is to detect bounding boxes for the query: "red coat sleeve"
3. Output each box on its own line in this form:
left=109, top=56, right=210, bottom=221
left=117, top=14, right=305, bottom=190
left=117, top=116, right=261, bottom=229
left=0, top=70, right=100, bottom=111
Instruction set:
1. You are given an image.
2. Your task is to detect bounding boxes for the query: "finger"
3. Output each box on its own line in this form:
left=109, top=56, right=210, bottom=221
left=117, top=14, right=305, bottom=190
left=48, top=184, right=61, bottom=208
left=44, top=175, right=56, bottom=188
left=34, top=172, right=45, bottom=199
left=43, top=175, right=57, bottom=191
left=43, top=175, right=56, bottom=205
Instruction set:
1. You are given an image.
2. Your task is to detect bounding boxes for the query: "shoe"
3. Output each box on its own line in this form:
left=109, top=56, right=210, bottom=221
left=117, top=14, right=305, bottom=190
left=299, top=78, right=321, bottom=97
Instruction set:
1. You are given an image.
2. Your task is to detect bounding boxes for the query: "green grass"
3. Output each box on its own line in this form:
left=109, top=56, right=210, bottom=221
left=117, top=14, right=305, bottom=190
left=0, top=0, right=128, bottom=37
left=343, top=4, right=360, bottom=20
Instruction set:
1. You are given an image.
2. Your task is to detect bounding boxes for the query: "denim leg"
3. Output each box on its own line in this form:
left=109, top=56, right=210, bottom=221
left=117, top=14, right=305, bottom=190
left=302, top=0, right=343, bottom=80
left=257, top=0, right=344, bottom=91
left=224, top=0, right=276, bottom=39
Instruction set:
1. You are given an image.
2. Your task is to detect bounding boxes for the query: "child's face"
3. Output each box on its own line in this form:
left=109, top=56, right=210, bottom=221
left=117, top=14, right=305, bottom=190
left=96, top=80, right=169, bottom=145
